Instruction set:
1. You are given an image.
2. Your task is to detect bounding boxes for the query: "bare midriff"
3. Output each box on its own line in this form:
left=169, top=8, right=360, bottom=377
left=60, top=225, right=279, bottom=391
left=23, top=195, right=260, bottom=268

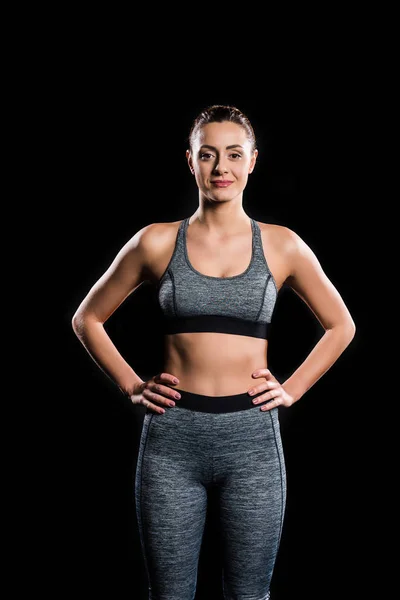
left=162, top=332, right=268, bottom=396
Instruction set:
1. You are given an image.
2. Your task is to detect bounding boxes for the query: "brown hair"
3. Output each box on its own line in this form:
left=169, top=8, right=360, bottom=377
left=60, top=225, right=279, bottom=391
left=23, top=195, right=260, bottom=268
left=188, top=105, right=257, bottom=153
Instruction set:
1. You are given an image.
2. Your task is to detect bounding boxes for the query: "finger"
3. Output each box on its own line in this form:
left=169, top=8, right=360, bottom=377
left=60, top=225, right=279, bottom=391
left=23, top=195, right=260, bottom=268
left=141, top=397, right=166, bottom=414
left=260, top=395, right=282, bottom=410
left=252, top=368, right=275, bottom=379
left=142, top=387, right=178, bottom=408
left=154, top=372, right=180, bottom=386
left=251, top=389, right=280, bottom=404
left=248, top=380, right=279, bottom=396
left=147, top=382, right=182, bottom=402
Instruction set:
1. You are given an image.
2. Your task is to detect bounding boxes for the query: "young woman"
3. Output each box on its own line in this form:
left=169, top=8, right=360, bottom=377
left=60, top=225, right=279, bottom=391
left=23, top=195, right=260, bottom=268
left=72, top=105, right=355, bottom=600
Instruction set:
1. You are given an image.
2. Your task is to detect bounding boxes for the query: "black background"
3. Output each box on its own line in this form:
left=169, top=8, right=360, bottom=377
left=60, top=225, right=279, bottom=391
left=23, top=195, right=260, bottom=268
left=47, top=27, right=388, bottom=600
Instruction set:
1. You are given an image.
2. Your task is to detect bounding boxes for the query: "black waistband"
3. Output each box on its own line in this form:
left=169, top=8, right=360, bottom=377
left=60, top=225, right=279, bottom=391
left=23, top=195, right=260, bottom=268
left=163, top=386, right=268, bottom=413
left=162, top=315, right=269, bottom=339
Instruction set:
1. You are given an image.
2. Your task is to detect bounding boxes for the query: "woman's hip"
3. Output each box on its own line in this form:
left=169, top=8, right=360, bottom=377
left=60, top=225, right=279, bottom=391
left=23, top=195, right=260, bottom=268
left=140, top=388, right=284, bottom=467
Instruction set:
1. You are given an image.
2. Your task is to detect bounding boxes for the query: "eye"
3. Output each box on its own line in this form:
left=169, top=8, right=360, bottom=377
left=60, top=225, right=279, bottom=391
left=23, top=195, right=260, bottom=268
left=229, top=153, right=242, bottom=159
left=199, top=152, right=214, bottom=160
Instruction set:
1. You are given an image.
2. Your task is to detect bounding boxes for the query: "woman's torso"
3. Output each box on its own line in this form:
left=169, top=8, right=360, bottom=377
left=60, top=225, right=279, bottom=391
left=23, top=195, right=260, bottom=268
left=145, top=216, right=290, bottom=396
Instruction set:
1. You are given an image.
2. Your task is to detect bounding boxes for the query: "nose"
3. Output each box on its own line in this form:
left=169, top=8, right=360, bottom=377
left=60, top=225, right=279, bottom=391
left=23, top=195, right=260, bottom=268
left=214, top=160, right=228, bottom=174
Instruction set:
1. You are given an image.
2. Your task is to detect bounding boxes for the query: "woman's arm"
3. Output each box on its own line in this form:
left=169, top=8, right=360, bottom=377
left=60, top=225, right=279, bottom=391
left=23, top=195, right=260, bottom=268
left=71, top=224, right=154, bottom=396
left=280, top=229, right=356, bottom=402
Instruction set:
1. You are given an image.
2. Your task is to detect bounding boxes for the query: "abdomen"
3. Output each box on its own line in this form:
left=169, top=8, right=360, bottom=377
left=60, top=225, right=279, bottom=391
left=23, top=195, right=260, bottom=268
left=162, top=332, right=269, bottom=396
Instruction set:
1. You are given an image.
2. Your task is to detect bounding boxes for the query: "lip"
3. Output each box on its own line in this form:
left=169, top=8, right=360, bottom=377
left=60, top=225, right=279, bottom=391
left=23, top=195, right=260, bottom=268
left=211, top=180, right=233, bottom=187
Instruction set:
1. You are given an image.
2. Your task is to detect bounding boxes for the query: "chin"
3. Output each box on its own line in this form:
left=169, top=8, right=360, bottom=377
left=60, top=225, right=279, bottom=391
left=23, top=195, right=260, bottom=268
left=208, top=196, right=234, bottom=203
left=207, top=190, right=236, bottom=201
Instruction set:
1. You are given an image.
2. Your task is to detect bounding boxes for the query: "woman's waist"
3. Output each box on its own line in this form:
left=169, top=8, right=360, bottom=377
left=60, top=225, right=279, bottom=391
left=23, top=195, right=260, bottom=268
left=162, top=349, right=267, bottom=396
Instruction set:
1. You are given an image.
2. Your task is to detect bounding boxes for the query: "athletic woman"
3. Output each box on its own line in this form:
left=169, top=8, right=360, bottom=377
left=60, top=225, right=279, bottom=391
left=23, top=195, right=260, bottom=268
left=72, top=104, right=356, bottom=600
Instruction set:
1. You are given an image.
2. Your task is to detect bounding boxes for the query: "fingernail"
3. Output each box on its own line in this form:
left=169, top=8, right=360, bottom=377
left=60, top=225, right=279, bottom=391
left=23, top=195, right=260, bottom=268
left=173, top=378, right=179, bottom=384
left=249, top=389, right=255, bottom=395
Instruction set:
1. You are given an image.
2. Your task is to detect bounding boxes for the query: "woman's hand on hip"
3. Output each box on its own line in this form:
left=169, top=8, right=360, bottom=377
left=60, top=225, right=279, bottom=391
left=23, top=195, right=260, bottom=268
left=247, top=368, right=294, bottom=410
left=130, top=373, right=181, bottom=414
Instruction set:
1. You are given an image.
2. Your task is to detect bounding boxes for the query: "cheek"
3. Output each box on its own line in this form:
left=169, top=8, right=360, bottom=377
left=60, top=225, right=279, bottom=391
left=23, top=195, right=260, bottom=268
left=196, top=163, right=212, bottom=180
left=193, top=168, right=208, bottom=189
left=234, top=165, right=251, bottom=179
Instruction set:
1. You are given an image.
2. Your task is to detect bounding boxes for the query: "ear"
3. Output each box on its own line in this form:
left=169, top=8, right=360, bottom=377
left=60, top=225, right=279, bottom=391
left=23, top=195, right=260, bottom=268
left=248, top=149, right=258, bottom=174
left=186, top=149, right=195, bottom=174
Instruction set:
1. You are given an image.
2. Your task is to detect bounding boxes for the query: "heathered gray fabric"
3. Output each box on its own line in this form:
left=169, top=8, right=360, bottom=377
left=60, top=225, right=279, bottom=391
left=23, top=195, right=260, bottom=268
left=157, top=218, right=278, bottom=327
left=135, top=403, right=286, bottom=600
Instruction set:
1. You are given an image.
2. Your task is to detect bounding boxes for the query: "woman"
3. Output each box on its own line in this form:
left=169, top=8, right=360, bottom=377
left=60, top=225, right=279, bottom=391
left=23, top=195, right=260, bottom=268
left=72, top=104, right=355, bottom=600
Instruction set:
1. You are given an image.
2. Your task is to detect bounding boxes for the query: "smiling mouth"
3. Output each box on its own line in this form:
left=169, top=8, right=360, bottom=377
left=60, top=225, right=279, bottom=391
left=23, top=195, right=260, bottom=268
left=211, top=180, right=233, bottom=187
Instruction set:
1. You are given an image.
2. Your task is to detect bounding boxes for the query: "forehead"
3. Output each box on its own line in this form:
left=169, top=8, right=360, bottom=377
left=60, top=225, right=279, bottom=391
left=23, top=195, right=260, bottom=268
left=194, top=121, right=250, bottom=149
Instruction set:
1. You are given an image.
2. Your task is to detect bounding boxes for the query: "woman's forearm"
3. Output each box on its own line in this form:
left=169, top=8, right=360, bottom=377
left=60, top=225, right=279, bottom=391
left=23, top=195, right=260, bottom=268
left=282, top=323, right=356, bottom=402
left=72, top=315, right=143, bottom=396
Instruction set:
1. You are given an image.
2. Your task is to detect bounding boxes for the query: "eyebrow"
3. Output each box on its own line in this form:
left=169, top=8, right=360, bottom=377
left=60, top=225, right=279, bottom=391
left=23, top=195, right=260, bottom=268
left=199, top=144, right=244, bottom=150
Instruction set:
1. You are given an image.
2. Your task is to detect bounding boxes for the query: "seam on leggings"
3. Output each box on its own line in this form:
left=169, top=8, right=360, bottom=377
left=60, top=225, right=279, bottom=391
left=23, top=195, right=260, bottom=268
left=211, top=414, right=215, bottom=483
left=269, top=409, right=285, bottom=543
left=139, top=414, right=154, bottom=588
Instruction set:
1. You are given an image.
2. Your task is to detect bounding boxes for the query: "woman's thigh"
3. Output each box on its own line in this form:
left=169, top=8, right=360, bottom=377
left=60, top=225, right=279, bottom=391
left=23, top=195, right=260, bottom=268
left=135, top=407, right=212, bottom=599
left=211, top=406, right=287, bottom=599
left=135, top=402, right=286, bottom=600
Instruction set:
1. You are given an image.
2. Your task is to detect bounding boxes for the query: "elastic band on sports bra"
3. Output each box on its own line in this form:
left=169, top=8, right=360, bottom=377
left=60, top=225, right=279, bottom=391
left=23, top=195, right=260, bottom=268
left=161, top=314, right=269, bottom=339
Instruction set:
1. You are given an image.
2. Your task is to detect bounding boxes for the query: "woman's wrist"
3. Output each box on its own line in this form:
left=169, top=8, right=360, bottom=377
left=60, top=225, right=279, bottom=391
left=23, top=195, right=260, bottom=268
left=281, top=377, right=306, bottom=404
left=118, top=375, right=145, bottom=398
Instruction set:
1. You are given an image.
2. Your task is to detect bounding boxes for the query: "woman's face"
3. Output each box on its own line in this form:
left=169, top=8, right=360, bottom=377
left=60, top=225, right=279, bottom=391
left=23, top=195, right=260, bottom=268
left=187, top=121, right=258, bottom=202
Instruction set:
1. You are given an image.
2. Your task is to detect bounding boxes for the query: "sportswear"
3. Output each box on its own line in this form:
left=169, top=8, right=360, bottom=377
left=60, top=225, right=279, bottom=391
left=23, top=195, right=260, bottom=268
left=157, top=217, right=278, bottom=339
left=135, top=393, right=286, bottom=599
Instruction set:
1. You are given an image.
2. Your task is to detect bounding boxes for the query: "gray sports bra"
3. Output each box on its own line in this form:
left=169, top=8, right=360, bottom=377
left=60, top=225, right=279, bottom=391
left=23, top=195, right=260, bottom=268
left=157, top=217, right=278, bottom=339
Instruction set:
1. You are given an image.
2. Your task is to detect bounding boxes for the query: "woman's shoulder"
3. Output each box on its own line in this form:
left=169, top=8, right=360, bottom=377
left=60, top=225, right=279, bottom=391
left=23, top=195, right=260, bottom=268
left=256, top=219, right=303, bottom=253
left=139, top=219, right=183, bottom=245
left=256, top=220, right=322, bottom=276
left=127, top=220, right=184, bottom=266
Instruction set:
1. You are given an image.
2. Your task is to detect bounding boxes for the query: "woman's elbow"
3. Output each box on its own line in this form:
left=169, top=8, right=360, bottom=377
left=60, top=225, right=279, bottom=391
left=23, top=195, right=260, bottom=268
left=342, top=314, right=356, bottom=346
left=327, top=314, right=356, bottom=347
left=71, top=304, right=93, bottom=338
left=71, top=309, right=85, bottom=337
left=72, top=303, right=104, bottom=338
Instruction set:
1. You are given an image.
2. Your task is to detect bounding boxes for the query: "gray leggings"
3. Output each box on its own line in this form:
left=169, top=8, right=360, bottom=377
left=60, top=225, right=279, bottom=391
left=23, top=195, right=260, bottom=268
left=135, top=387, right=287, bottom=600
